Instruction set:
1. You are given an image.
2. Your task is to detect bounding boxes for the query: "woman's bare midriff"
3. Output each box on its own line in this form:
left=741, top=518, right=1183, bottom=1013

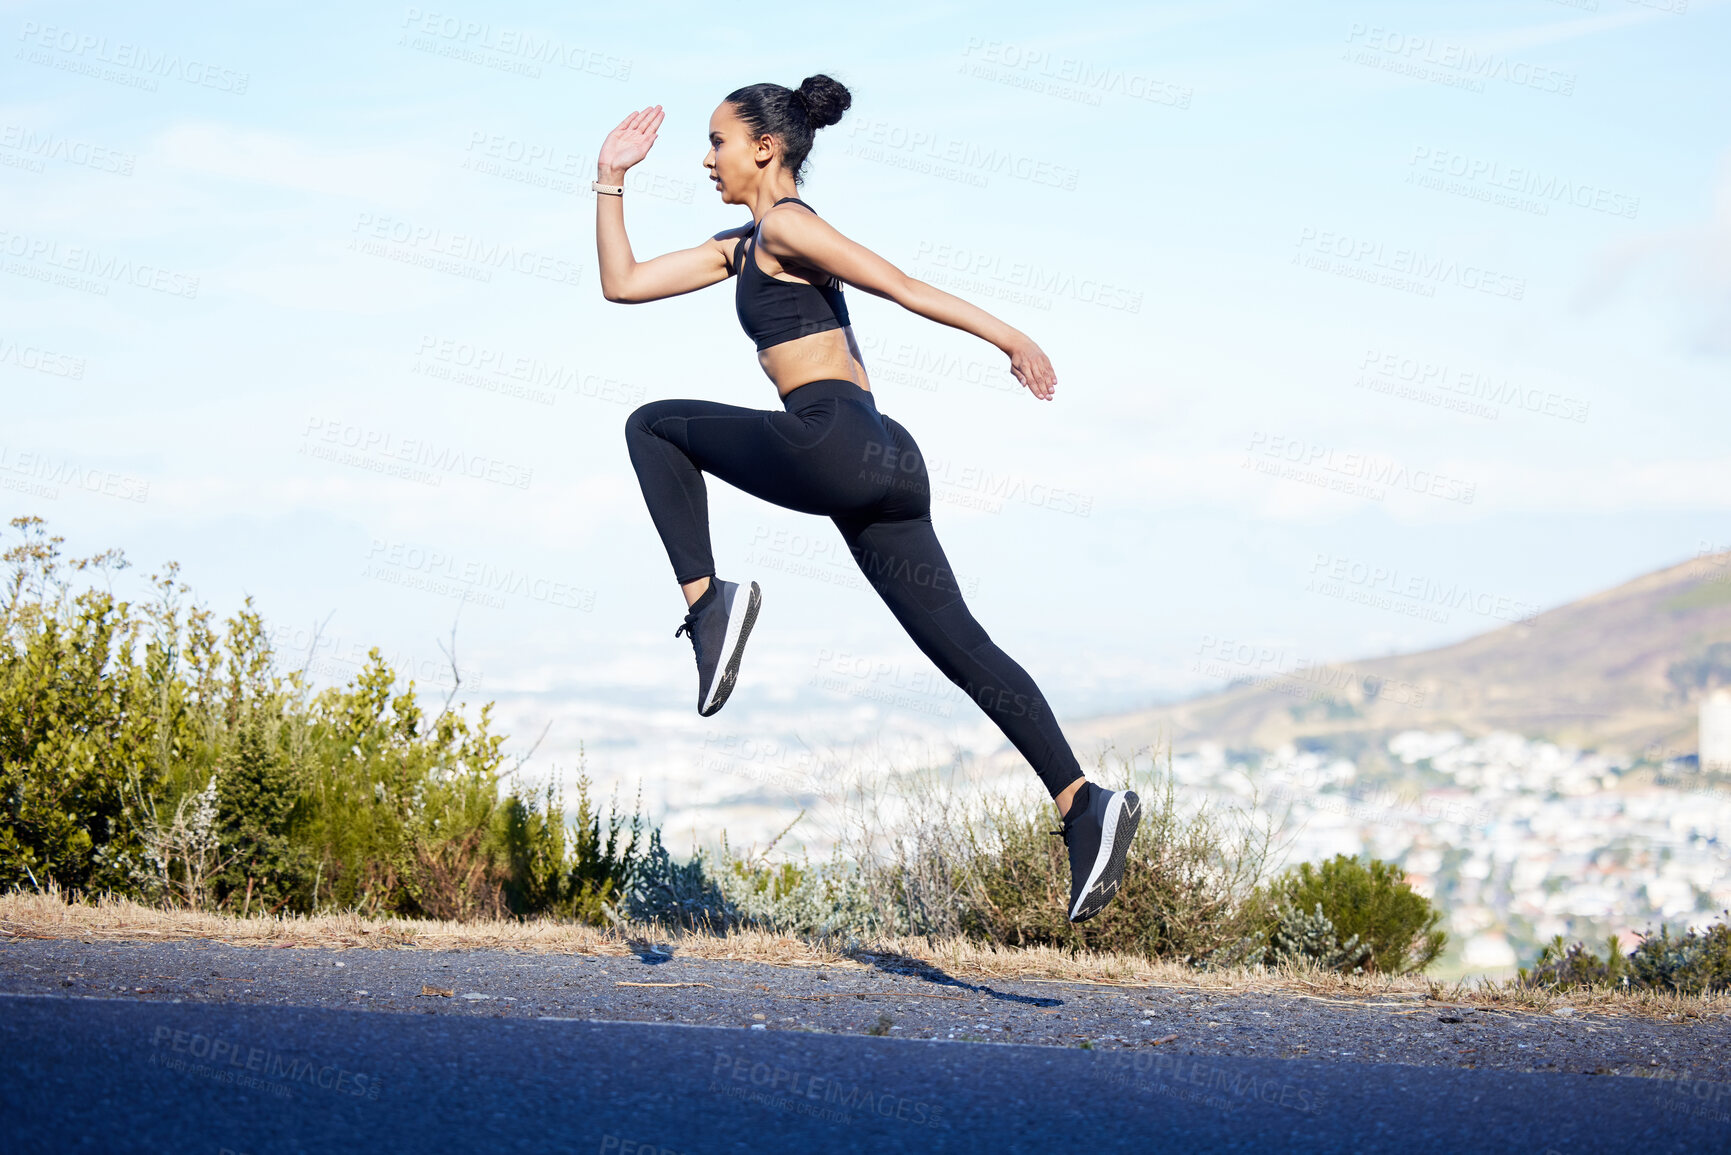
left=762, top=327, right=873, bottom=399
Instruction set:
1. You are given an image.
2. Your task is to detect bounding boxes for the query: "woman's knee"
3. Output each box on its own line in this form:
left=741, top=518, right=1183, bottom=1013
left=625, top=399, right=678, bottom=443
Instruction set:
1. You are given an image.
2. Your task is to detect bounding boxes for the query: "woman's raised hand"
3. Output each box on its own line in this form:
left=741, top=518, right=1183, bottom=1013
left=599, top=105, right=664, bottom=174
left=1005, top=334, right=1058, bottom=400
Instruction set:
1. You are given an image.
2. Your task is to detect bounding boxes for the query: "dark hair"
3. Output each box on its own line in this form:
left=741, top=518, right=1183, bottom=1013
left=724, top=74, right=851, bottom=187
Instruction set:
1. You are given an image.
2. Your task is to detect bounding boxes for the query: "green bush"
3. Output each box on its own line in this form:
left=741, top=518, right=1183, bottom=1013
left=1, top=522, right=158, bottom=895
left=1265, top=900, right=1372, bottom=973
left=955, top=754, right=1276, bottom=963
left=1257, top=854, right=1446, bottom=975
left=625, top=811, right=882, bottom=938
left=0, top=516, right=642, bottom=923
left=1519, top=934, right=1629, bottom=990
left=627, top=747, right=1286, bottom=963
left=1520, top=917, right=1731, bottom=996
left=1628, top=917, right=1731, bottom=995
left=498, top=772, right=644, bottom=923
left=625, top=827, right=734, bottom=931
left=5, top=515, right=1464, bottom=964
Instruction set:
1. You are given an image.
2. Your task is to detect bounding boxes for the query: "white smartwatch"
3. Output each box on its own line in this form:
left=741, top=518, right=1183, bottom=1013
left=591, top=180, right=624, bottom=196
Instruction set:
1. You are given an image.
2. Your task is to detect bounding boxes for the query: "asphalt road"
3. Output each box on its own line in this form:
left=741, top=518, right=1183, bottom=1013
left=5, top=938, right=1728, bottom=1079
left=4, top=990, right=1726, bottom=1153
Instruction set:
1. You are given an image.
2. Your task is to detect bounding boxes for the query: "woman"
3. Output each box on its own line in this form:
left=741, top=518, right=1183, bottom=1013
left=594, top=75, right=1138, bottom=923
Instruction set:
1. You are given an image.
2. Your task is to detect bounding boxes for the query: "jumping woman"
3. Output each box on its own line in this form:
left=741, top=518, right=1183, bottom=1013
left=594, top=75, right=1139, bottom=923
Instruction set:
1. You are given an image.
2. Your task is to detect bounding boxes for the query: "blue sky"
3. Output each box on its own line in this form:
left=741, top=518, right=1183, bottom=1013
left=5, top=0, right=1728, bottom=849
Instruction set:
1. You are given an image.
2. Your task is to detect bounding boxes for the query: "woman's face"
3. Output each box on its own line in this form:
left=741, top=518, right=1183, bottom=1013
left=704, top=102, right=772, bottom=204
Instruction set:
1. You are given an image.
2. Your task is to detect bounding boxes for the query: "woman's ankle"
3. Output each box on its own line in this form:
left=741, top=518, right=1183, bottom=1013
left=681, top=575, right=713, bottom=607
left=1055, top=776, right=1088, bottom=818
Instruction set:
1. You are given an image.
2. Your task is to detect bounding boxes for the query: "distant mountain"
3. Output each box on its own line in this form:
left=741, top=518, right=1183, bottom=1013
left=1071, top=550, right=1731, bottom=759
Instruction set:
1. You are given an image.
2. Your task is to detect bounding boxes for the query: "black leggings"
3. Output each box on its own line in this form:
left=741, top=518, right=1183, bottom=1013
left=624, top=377, right=1083, bottom=800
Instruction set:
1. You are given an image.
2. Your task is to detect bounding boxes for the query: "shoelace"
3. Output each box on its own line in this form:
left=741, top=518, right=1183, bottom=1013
left=1050, top=797, right=1088, bottom=841
left=674, top=592, right=712, bottom=640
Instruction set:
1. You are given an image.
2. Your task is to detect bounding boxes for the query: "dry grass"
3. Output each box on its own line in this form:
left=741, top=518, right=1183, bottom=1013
left=5, top=888, right=1726, bottom=1024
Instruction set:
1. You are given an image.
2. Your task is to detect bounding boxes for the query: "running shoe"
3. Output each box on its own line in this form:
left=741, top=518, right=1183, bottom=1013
left=673, top=578, right=761, bottom=717
left=1051, top=781, right=1142, bottom=922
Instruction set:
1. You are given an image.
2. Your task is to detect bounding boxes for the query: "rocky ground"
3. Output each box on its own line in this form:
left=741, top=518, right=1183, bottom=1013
left=4, top=937, right=1728, bottom=1085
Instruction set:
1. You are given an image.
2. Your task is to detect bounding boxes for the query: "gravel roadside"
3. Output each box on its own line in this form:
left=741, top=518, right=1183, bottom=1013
left=4, top=937, right=1728, bottom=1086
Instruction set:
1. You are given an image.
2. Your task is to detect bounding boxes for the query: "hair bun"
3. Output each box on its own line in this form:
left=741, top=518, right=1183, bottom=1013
left=794, top=74, right=851, bottom=130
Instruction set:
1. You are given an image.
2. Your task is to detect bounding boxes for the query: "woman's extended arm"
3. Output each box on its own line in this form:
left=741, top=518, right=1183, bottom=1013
left=593, top=105, right=739, bottom=303
left=756, top=207, right=1060, bottom=400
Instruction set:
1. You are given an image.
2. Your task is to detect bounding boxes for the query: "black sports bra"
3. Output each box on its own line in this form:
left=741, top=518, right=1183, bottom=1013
left=731, top=196, right=851, bottom=352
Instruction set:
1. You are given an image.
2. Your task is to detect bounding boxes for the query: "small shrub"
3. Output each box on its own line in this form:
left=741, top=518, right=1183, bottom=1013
left=0, top=516, right=645, bottom=923
left=716, top=846, right=880, bottom=938
left=1261, top=854, right=1446, bottom=975
left=1627, top=916, right=1731, bottom=995
left=663, top=743, right=1285, bottom=962
left=1518, top=935, right=1628, bottom=990
left=1266, top=900, right=1372, bottom=973
left=958, top=750, right=1278, bottom=963
left=499, top=771, right=644, bottom=925
left=1520, top=917, right=1731, bottom=996
left=624, top=827, right=734, bottom=931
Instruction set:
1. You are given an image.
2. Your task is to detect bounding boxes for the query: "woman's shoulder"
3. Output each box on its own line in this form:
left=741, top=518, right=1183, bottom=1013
left=712, top=221, right=756, bottom=276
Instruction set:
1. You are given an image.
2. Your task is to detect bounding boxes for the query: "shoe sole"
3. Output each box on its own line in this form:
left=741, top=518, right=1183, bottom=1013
left=1070, top=790, right=1141, bottom=923
left=699, top=580, right=760, bottom=717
